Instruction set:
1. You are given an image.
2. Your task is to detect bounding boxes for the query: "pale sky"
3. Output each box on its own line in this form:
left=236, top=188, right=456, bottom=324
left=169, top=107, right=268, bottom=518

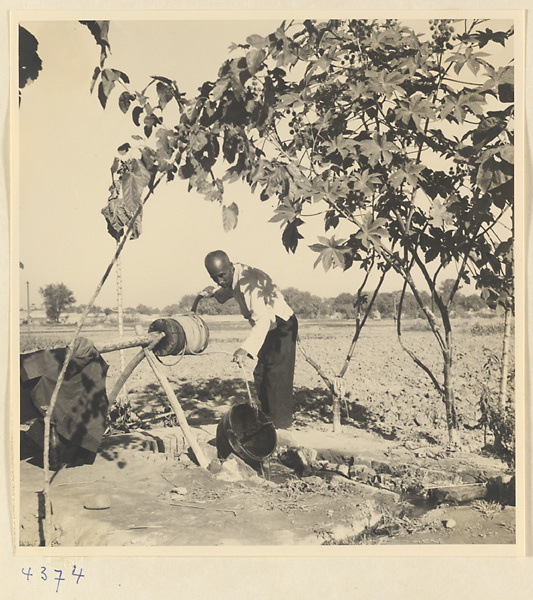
left=17, top=17, right=515, bottom=310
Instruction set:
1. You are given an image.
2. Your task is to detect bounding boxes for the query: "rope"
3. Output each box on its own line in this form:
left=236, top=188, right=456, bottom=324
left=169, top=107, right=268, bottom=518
left=153, top=349, right=258, bottom=411
left=237, top=361, right=258, bottom=413
left=151, top=313, right=208, bottom=364
left=177, top=312, right=210, bottom=356
left=154, top=344, right=186, bottom=367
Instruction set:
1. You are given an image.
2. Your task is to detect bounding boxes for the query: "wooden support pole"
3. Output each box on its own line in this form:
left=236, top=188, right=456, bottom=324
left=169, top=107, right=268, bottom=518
left=40, top=176, right=165, bottom=546
left=107, top=350, right=145, bottom=406
left=108, top=332, right=166, bottom=405
left=115, top=252, right=127, bottom=404
left=108, top=350, right=145, bottom=405
left=144, top=348, right=210, bottom=469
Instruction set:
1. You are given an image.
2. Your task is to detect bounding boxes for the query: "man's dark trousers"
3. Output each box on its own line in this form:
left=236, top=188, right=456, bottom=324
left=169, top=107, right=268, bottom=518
left=253, top=314, right=298, bottom=428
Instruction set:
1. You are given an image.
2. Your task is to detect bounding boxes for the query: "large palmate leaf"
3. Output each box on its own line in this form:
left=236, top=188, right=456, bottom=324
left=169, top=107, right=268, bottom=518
left=446, top=46, right=490, bottom=76
left=396, top=93, right=435, bottom=130
left=324, top=135, right=359, bottom=160
left=350, top=170, right=382, bottom=195
left=309, top=235, right=349, bottom=271
left=390, top=161, right=426, bottom=189
left=269, top=198, right=301, bottom=227
left=367, top=69, right=406, bottom=98
left=80, top=20, right=110, bottom=66
left=429, top=197, right=454, bottom=228
left=358, top=134, right=398, bottom=167
left=355, top=214, right=389, bottom=250
left=156, top=81, right=174, bottom=109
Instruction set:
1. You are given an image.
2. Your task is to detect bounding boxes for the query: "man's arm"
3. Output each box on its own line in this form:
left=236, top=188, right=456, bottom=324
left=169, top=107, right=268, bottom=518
left=198, top=285, right=233, bottom=304
left=238, top=284, right=276, bottom=359
left=239, top=315, right=273, bottom=359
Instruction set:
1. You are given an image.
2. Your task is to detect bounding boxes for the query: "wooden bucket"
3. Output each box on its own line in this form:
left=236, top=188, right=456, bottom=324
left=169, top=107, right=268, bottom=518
left=216, top=403, right=277, bottom=464
left=148, top=315, right=209, bottom=356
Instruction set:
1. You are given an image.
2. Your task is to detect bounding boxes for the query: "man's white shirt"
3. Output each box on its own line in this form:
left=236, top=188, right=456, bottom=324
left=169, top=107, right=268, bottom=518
left=213, top=262, right=293, bottom=358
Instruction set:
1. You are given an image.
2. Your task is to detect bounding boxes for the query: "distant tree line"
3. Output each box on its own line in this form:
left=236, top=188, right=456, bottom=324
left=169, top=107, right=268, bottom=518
left=161, top=279, right=490, bottom=320
left=58, top=279, right=490, bottom=321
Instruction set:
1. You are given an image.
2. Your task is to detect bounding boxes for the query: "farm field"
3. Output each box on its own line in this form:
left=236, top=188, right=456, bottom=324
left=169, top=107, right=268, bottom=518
left=18, top=315, right=517, bottom=547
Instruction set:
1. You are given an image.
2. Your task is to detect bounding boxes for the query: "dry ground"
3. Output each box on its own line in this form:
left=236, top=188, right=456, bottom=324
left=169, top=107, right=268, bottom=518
left=18, top=316, right=516, bottom=548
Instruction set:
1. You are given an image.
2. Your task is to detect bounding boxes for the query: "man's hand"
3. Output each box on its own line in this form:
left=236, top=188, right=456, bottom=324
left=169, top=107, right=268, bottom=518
left=232, top=348, right=248, bottom=365
left=199, top=286, right=215, bottom=298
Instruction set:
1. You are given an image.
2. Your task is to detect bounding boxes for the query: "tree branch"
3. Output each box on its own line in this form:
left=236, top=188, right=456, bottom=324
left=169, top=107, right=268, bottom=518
left=296, top=337, right=334, bottom=392
left=396, top=278, right=444, bottom=396
left=338, top=261, right=390, bottom=378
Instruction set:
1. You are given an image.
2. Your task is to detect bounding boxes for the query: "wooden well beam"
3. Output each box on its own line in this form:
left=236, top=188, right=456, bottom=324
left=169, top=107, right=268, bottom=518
left=96, top=330, right=164, bottom=354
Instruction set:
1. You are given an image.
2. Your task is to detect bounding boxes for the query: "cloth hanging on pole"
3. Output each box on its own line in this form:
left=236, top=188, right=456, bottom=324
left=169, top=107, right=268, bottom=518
left=20, top=337, right=109, bottom=454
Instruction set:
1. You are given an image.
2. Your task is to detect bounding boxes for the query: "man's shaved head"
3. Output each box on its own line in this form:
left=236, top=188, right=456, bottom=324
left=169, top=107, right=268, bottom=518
left=205, top=250, right=234, bottom=288
left=205, top=250, right=231, bottom=274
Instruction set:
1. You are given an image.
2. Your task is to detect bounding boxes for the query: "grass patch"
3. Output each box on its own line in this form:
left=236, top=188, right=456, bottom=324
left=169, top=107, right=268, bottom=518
left=20, top=334, right=70, bottom=353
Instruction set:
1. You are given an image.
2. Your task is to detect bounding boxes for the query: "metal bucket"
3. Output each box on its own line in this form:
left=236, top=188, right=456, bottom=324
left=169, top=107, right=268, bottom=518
left=148, top=315, right=209, bottom=356
left=216, top=403, right=277, bottom=464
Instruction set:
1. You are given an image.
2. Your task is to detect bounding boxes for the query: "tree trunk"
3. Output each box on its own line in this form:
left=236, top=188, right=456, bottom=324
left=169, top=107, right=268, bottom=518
left=332, top=394, right=341, bottom=432
left=443, top=340, right=460, bottom=445
left=498, top=304, right=512, bottom=411
left=443, top=359, right=459, bottom=444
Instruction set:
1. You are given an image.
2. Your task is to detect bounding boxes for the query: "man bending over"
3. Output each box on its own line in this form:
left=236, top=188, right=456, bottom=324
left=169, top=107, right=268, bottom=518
left=200, top=250, right=298, bottom=429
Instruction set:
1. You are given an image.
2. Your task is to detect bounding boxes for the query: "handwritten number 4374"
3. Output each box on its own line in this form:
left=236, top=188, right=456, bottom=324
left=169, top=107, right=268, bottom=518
left=22, top=565, right=85, bottom=592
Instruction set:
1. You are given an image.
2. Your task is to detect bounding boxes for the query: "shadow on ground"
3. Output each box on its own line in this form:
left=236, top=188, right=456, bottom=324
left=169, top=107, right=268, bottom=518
left=129, top=377, right=250, bottom=427
left=126, top=378, right=379, bottom=433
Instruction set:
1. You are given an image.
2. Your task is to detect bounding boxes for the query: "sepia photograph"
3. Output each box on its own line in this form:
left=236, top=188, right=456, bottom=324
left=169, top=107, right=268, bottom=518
left=12, top=11, right=524, bottom=555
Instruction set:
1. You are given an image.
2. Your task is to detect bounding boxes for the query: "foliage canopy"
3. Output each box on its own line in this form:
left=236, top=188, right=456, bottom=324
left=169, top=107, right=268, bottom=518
left=96, top=18, right=513, bottom=315
left=89, top=17, right=515, bottom=440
